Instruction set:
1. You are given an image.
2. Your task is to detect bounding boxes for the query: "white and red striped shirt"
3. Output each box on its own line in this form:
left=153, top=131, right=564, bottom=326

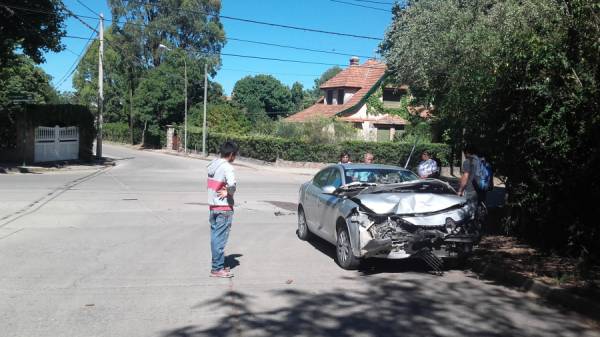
left=207, top=158, right=236, bottom=211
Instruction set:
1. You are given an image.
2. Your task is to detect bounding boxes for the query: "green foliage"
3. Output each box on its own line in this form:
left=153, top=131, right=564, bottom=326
left=103, top=122, right=142, bottom=144
left=270, top=118, right=358, bottom=144
left=366, top=88, right=384, bottom=115
left=291, top=82, right=304, bottom=112
left=381, top=0, right=600, bottom=257
left=189, top=102, right=251, bottom=135
left=197, top=132, right=449, bottom=167
left=0, top=55, right=59, bottom=111
left=0, top=0, right=66, bottom=65
left=232, top=74, right=293, bottom=118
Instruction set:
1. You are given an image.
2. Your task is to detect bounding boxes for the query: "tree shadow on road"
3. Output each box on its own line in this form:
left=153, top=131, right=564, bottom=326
left=161, top=274, right=595, bottom=337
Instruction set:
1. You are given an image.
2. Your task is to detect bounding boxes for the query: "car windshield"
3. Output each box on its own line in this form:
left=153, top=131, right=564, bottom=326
left=344, top=168, right=418, bottom=185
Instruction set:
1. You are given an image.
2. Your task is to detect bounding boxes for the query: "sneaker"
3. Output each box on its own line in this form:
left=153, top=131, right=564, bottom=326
left=210, top=269, right=234, bottom=278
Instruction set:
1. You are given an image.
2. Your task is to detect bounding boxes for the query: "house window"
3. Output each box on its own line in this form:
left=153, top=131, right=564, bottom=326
left=382, top=87, right=407, bottom=109
left=376, top=127, right=391, bottom=142
left=326, top=90, right=333, bottom=105
left=337, top=89, right=344, bottom=105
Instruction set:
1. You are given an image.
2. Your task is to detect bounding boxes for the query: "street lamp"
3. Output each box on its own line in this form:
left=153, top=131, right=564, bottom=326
left=158, top=44, right=187, bottom=154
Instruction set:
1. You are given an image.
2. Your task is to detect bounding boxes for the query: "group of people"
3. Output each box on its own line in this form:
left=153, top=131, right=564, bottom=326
left=206, top=141, right=492, bottom=278
left=338, top=151, right=374, bottom=164
left=339, top=150, right=441, bottom=179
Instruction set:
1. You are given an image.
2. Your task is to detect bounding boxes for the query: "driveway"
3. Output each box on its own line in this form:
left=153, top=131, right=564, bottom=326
left=0, top=143, right=598, bottom=337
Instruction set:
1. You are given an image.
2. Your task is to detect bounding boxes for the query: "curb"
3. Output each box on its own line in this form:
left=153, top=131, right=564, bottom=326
left=0, top=160, right=115, bottom=174
left=469, top=259, right=600, bottom=321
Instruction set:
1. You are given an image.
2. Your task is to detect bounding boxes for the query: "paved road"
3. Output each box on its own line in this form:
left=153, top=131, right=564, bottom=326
left=0, top=143, right=598, bottom=337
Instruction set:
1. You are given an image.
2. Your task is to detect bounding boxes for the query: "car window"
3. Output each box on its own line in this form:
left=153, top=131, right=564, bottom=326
left=325, top=168, right=343, bottom=188
left=313, top=168, right=332, bottom=188
left=344, top=168, right=419, bottom=184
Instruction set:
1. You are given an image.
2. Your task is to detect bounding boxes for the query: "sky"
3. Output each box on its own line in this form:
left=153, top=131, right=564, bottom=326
left=41, top=0, right=396, bottom=95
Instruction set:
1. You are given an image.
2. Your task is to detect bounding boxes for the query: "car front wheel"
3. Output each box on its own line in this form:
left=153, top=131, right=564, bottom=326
left=336, top=226, right=360, bottom=270
left=297, top=207, right=312, bottom=241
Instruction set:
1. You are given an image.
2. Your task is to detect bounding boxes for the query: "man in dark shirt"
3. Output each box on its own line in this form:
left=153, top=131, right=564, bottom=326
left=457, top=144, right=483, bottom=203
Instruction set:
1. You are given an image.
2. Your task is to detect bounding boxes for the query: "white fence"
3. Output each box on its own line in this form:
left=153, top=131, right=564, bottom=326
left=34, top=126, right=79, bottom=162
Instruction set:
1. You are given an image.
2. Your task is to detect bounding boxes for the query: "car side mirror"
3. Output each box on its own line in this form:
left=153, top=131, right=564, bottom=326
left=322, top=185, right=337, bottom=194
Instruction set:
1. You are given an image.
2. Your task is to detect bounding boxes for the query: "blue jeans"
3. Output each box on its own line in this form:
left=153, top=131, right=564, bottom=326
left=209, top=210, right=233, bottom=271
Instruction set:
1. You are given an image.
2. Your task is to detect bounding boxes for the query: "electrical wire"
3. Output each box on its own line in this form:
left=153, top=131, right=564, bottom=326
left=54, top=23, right=98, bottom=89
left=0, top=2, right=382, bottom=40
left=347, top=0, right=396, bottom=5
left=329, top=0, right=392, bottom=12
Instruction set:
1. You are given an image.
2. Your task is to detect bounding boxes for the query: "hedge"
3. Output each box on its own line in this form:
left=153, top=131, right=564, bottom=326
left=188, top=131, right=451, bottom=169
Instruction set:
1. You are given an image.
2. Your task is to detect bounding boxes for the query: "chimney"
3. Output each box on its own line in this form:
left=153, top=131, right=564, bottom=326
left=349, top=56, right=360, bottom=66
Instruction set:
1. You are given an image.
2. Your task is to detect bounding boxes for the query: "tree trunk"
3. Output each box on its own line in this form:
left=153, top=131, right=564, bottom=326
left=141, top=120, right=147, bottom=148
left=129, top=85, right=134, bottom=144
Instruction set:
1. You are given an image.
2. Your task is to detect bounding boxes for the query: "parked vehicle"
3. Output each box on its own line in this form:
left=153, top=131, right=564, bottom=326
left=297, top=164, right=480, bottom=270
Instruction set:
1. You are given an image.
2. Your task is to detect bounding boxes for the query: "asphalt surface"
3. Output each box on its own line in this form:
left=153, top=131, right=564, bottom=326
left=0, top=143, right=598, bottom=337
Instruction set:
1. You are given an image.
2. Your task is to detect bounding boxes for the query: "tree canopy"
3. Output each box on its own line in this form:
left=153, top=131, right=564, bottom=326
left=232, top=74, right=293, bottom=118
left=381, top=0, right=600, bottom=257
left=0, top=55, right=58, bottom=110
left=0, top=0, right=66, bottom=66
left=71, top=0, right=227, bottom=146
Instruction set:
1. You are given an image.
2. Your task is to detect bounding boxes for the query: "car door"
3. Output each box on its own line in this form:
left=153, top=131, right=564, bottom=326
left=303, top=168, right=333, bottom=231
left=316, top=167, right=344, bottom=242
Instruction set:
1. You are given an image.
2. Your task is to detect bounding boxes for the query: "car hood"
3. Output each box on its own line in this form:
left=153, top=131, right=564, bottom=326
left=353, top=192, right=466, bottom=215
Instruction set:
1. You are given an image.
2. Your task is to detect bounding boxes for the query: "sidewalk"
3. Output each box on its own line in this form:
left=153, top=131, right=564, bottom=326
left=0, top=158, right=115, bottom=174
left=468, top=235, right=600, bottom=322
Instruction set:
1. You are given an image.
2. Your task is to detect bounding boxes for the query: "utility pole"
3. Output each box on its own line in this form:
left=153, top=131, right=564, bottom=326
left=97, top=13, right=104, bottom=158
left=202, top=62, right=208, bottom=157
left=184, top=57, right=188, bottom=154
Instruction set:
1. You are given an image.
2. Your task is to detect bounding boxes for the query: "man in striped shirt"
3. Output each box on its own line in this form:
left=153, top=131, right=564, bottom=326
left=207, top=141, right=238, bottom=278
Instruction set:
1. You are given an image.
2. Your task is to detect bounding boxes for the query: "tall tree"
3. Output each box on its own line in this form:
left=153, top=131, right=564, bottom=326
left=232, top=75, right=293, bottom=118
left=108, top=0, right=225, bottom=69
left=291, top=81, right=304, bottom=112
left=0, top=0, right=66, bottom=66
left=0, top=55, right=58, bottom=110
left=381, top=0, right=600, bottom=257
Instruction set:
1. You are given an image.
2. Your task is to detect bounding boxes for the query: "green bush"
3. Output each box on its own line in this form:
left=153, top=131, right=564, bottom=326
left=189, top=131, right=450, bottom=167
left=102, top=122, right=129, bottom=143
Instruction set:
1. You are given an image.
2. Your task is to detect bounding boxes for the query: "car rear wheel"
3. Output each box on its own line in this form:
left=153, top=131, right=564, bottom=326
left=336, top=226, right=360, bottom=270
left=297, top=207, right=312, bottom=241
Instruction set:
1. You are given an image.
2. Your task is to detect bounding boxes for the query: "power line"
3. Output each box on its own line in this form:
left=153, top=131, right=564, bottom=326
left=0, top=2, right=381, bottom=41
left=54, top=23, right=98, bottom=89
left=63, top=34, right=376, bottom=60
left=220, top=68, right=321, bottom=78
left=227, top=37, right=376, bottom=59
left=329, top=0, right=392, bottom=12
left=347, top=0, right=396, bottom=5
left=74, top=0, right=100, bottom=17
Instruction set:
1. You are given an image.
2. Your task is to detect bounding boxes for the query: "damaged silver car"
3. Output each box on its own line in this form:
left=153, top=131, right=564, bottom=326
left=297, top=164, right=481, bottom=270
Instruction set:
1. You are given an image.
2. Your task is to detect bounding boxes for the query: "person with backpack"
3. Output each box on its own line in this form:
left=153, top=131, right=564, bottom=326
left=457, top=144, right=493, bottom=205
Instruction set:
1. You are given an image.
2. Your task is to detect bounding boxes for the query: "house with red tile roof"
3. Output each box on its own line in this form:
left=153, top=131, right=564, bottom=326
left=285, top=57, right=420, bottom=142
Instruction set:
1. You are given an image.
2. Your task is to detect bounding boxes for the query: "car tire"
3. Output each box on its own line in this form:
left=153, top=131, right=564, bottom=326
left=297, top=207, right=312, bottom=241
left=336, top=226, right=361, bottom=270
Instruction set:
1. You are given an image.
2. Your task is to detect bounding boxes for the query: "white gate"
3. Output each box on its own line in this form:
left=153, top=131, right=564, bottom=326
left=34, top=126, right=79, bottom=162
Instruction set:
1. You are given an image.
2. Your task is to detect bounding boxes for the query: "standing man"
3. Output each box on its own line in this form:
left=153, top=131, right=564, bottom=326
left=457, top=144, right=484, bottom=203
left=207, top=141, right=239, bottom=278
left=363, top=152, right=374, bottom=164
